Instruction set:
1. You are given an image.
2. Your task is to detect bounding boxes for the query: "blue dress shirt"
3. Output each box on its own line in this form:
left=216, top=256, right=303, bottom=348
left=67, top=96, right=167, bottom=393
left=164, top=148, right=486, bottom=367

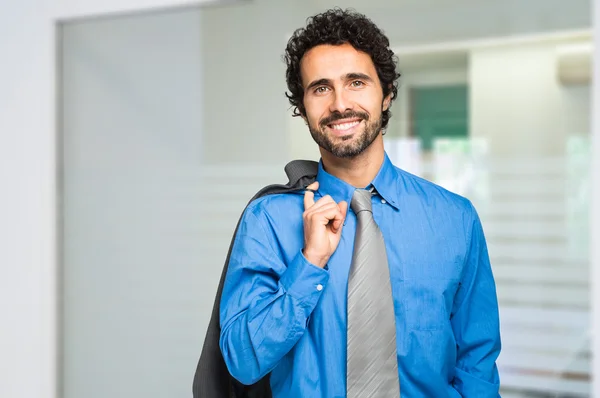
left=219, top=153, right=501, bottom=397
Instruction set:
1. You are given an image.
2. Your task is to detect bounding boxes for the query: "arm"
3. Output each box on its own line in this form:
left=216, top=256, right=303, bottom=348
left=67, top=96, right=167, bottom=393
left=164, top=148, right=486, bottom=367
left=219, top=205, right=328, bottom=385
left=450, top=203, right=501, bottom=397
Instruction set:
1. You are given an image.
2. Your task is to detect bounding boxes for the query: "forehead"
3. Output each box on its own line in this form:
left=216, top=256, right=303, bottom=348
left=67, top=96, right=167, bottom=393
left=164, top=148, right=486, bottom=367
left=300, top=43, right=378, bottom=86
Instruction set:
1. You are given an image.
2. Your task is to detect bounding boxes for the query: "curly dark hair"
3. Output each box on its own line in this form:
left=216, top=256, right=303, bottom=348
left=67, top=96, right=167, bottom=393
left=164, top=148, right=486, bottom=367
left=284, top=8, right=401, bottom=130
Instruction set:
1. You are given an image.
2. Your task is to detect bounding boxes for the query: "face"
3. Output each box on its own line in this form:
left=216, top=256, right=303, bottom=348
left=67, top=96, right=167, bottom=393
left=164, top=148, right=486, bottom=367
left=300, top=43, right=390, bottom=158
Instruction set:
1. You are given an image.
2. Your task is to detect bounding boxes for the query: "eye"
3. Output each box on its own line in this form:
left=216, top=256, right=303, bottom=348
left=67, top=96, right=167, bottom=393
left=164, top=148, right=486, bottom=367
left=314, top=86, right=330, bottom=94
left=350, top=80, right=365, bottom=88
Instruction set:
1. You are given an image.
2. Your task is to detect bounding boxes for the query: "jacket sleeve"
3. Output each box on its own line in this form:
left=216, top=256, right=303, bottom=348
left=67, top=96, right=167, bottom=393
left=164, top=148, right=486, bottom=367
left=450, top=202, right=502, bottom=397
left=219, top=204, right=328, bottom=385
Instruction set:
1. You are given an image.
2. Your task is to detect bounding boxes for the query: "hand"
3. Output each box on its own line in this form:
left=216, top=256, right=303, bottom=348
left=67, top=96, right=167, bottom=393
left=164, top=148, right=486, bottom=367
left=302, top=181, right=348, bottom=268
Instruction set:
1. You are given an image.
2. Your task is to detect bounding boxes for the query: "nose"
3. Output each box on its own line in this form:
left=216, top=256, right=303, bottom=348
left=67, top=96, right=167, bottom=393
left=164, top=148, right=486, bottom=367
left=329, top=89, right=353, bottom=114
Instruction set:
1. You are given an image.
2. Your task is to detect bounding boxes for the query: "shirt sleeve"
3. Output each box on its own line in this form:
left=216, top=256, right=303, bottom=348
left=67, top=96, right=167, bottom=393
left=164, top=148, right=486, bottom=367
left=450, top=202, right=502, bottom=397
left=219, top=204, right=329, bottom=386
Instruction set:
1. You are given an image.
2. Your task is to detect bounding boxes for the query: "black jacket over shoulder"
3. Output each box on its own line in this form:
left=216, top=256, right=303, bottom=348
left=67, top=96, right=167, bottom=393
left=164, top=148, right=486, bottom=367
left=192, top=160, right=319, bottom=398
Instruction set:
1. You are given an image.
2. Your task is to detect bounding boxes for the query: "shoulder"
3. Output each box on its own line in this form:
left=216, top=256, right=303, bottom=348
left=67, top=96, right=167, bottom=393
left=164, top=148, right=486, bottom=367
left=246, top=190, right=304, bottom=213
left=243, top=190, right=305, bottom=226
left=234, top=190, right=305, bottom=247
left=394, top=166, right=475, bottom=214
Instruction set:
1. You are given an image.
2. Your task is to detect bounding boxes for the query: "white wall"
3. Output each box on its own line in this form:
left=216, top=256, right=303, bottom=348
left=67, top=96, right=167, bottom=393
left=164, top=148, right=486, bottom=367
left=469, top=41, right=590, bottom=156
left=0, top=4, right=58, bottom=398
left=593, top=0, right=600, bottom=395
left=54, top=0, right=218, bottom=19
left=373, top=0, right=591, bottom=46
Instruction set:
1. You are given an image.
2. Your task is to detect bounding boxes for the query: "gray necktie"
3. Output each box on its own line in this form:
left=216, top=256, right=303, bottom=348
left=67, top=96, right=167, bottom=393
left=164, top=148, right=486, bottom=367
left=347, top=188, right=400, bottom=397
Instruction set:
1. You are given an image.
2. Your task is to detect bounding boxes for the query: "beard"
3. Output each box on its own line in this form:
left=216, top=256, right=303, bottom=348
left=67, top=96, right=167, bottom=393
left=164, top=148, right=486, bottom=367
left=307, top=109, right=383, bottom=158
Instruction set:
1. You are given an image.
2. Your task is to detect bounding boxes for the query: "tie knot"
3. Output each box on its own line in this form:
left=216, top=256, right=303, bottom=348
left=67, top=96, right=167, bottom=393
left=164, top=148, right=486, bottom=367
left=350, top=189, right=373, bottom=213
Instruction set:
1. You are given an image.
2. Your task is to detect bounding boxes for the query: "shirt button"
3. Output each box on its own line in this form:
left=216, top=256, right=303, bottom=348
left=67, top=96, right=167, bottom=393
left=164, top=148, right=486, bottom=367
left=381, top=199, right=387, bottom=204
left=316, top=284, right=323, bottom=291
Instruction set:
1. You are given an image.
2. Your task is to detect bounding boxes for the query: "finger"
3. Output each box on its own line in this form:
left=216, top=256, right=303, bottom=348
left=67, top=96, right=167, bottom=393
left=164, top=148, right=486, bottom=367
left=305, top=203, right=339, bottom=223
left=339, top=201, right=348, bottom=217
left=306, top=181, right=319, bottom=191
left=303, top=181, right=319, bottom=210
left=312, top=204, right=344, bottom=226
left=308, top=202, right=339, bottom=218
left=310, top=194, right=336, bottom=210
left=331, top=201, right=348, bottom=233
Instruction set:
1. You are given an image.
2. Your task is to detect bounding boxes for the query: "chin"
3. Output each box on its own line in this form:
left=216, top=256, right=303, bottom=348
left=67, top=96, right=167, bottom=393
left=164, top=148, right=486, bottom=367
left=329, top=144, right=365, bottom=158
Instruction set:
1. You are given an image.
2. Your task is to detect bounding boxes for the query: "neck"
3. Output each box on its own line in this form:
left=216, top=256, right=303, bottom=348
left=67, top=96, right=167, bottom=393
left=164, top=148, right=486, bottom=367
left=319, top=135, right=385, bottom=188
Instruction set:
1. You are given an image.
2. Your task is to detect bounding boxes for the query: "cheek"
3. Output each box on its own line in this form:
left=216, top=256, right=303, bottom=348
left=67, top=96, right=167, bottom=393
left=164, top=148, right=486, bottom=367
left=303, top=99, right=327, bottom=125
left=302, top=95, right=315, bottom=116
left=346, top=91, right=379, bottom=112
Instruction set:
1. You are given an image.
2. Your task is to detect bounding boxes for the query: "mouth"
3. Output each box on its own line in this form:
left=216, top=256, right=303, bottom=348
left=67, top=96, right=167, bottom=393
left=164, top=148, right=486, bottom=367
left=326, top=118, right=363, bottom=135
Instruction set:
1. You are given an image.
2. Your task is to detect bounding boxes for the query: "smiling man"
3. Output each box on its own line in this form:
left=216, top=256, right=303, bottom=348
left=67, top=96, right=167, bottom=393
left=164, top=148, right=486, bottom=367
left=218, top=8, right=501, bottom=398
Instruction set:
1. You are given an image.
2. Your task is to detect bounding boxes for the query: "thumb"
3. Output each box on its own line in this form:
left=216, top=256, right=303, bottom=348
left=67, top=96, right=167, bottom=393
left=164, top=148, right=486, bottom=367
left=332, top=201, right=348, bottom=233
left=304, top=181, right=319, bottom=210
left=339, top=200, right=348, bottom=218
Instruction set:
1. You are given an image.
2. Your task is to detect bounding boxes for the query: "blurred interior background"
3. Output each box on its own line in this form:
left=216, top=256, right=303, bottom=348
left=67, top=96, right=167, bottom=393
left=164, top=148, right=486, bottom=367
left=57, top=0, right=592, bottom=396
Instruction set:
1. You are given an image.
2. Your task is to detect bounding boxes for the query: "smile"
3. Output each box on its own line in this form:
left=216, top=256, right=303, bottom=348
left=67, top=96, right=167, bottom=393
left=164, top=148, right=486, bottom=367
left=328, top=119, right=362, bottom=131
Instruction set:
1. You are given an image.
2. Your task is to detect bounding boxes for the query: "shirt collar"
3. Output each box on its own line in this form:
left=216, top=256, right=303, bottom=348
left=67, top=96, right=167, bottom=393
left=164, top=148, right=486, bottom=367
left=315, top=152, right=400, bottom=210
left=370, top=153, right=400, bottom=209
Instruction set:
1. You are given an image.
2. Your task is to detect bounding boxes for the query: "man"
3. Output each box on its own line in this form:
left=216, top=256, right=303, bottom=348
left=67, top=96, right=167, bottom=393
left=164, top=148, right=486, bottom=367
left=219, top=8, right=501, bottom=397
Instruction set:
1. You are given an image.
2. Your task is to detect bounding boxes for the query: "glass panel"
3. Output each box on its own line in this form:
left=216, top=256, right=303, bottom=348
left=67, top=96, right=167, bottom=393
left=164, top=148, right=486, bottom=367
left=59, top=1, right=592, bottom=397
left=59, top=8, right=209, bottom=398
left=411, top=85, right=469, bottom=151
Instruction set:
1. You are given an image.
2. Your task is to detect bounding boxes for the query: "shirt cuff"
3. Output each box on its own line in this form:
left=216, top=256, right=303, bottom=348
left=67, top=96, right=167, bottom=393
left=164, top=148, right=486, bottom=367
left=279, top=251, right=329, bottom=307
left=452, top=367, right=500, bottom=397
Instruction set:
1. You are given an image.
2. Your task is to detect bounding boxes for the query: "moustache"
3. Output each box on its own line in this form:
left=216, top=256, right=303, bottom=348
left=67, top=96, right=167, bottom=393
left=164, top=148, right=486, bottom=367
left=319, top=111, right=369, bottom=128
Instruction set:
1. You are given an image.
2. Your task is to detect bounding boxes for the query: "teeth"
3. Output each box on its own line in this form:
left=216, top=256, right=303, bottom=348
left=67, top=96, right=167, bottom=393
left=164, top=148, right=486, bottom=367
left=331, top=121, right=360, bottom=131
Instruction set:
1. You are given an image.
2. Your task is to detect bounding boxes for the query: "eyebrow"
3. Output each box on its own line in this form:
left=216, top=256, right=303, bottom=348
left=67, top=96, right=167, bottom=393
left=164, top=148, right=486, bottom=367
left=305, top=78, right=331, bottom=92
left=345, top=73, right=374, bottom=83
left=305, top=73, right=375, bottom=91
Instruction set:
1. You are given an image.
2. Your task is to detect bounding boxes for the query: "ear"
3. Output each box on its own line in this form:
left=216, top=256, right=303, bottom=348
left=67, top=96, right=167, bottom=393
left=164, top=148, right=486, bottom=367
left=383, top=94, right=392, bottom=111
